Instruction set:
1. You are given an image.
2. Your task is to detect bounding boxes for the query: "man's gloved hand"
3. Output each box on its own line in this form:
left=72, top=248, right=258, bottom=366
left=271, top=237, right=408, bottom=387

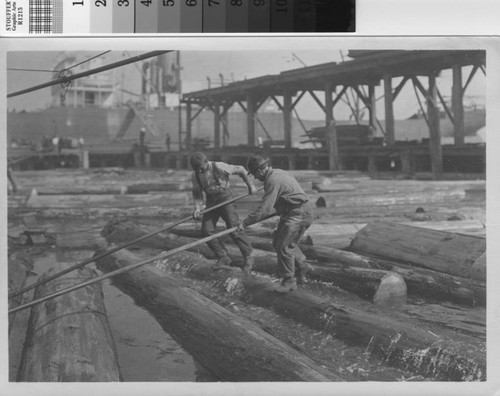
left=248, top=185, right=257, bottom=195
left=192, top=209, right=202, bottom=220
left=236, top=220, right=246, bottom=232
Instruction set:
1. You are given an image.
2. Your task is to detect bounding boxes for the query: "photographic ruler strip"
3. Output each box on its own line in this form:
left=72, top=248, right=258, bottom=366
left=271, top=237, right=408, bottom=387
left=1, top=0, right=355, bottom=35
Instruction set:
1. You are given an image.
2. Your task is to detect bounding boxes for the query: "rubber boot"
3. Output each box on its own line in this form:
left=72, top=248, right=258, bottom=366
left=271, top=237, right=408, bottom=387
left=296, top=261, right=313, bottom=285
left=242, top=254, right=254, bottom=273
left=275, top=277, right=298, bottom=293
left=213, top=255, right=232, bottom=269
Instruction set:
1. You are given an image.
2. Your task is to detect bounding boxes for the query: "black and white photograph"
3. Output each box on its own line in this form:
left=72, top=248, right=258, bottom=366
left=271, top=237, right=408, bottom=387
left=2, top=36, right=499, bottom=396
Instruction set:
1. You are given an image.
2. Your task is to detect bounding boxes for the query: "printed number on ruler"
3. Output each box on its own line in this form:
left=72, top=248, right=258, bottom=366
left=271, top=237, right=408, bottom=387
left=117, top=0, right=130, bottom=5
left=185, top=0, right=197, bottom=6
left=72, top=1, right=107, bottom=6
left=253, top=0, right=265, bottom=5
left=230, top=0, right=242, bottom=5
left=163, top=0, right=174, bottom=5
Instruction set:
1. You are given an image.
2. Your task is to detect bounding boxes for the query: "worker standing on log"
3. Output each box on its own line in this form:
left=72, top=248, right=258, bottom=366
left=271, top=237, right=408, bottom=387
left=239, top=155, right=314, bottom=293
left=190, top=152, right=257, bottom=271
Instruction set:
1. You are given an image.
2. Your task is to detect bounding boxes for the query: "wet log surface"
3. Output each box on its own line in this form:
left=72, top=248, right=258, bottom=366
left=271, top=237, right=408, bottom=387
left=350, top=221, right=486, bottom=280
left=151, top=223, right=486, bottom=307
left=26, top=192, right=190, bottom=209
left=99, top=220, right=485, bottom=381
left=17, top=263, right=122, bottom=382
left=149, top=249, right=486, bottom=381
left=254, top=240, right=486, bottom=307
left=94, top=248, right=341, bottom=382
left=8, top=252, right=34, bottom=334
left=9, top=169, right=488, bottom=383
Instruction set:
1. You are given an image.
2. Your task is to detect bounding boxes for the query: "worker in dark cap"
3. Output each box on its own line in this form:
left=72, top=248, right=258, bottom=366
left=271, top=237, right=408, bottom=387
left=238, top=155, right=314, bottom=293
left=190, top=152, right=257, bottom=271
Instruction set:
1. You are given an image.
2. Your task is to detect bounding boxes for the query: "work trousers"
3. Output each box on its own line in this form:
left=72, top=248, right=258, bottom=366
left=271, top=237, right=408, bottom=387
left=273, top=201, right=314, bottom=279
left=201, top=192, right=253, bottom=259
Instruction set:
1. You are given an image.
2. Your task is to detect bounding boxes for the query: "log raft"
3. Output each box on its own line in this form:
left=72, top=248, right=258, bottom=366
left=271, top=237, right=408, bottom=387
left=150, top=249, right=485, bottom=381
left=350, top=221, right=486, bottom=280
left=104, top=220, right=484, bottom=307
left=94, top=248, right=341, bottom=382
left=17, top=263, right=122, bottom=382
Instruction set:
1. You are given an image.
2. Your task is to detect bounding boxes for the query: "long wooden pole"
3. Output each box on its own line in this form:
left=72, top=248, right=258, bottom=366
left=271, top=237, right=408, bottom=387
left=9, top=189, right=260, bottom=299
left=9, top=213, right=275, bottom=314
left=7, top=51, right=171, bottom=98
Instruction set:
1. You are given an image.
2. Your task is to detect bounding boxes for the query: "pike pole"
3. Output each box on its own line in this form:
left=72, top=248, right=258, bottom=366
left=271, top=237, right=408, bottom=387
left=9, top=214, right=276, bottom=315
left=9, top=188, right=262, bottom=299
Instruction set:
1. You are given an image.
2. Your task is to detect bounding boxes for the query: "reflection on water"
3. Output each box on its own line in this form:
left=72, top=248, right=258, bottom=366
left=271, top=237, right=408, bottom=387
left=102, top=278, right=217, bottom=381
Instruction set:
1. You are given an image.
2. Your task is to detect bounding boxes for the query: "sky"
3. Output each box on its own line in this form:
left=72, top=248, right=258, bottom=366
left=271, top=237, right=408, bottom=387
left=6, top=50, right=486, bottom=122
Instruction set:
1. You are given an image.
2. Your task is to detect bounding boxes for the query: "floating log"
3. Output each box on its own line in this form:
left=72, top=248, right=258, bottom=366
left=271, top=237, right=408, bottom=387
left=32, top=186, right=125, bottom=195
left=56, top=229, right=108, bottom=250
left=8, top=252, right=34, bottom=334
left=312, top=181, right=357, bottom=192
left=150, top=249, right=485, bottom=381
left=26, top=192, right=190, bottom=209
left=403, top=304, right=485, bottom=340
left=17, top=263, right=122, bottom=382
left=230, top=244, right=484, bottom=307
left=19, top=206, right=192, bottom=219
left=350, top=221, right=486, bottom=280
left=307, top=246, right=485, bottom=306
left=94, top=249, right=340, bottom=382
left=102, top=220, right=485, bottom=306
left=20, top=213, right=47, bottom=245
left=302, top=220, right=485, bottom=247
left=471, top=253, right=486, bottom=282
left=125, top=182, right=191, bottom=194
left=315, top=189, right=466, bottom=208
left=101, top=219, right=216, bottom=259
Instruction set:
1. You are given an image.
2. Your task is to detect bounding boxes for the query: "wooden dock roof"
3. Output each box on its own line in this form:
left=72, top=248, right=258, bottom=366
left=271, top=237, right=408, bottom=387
left=182, top=50, right=485, bottom=104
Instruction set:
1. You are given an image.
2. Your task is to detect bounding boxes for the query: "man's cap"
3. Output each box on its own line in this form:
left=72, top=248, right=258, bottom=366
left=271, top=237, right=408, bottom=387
left=247, top=155, right=269, bottom=175
left=190, top=152, right=208, bottom=170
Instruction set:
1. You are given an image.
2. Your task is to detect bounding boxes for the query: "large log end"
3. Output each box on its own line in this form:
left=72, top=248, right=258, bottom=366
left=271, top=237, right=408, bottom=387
left=373, top=272, right=407, bottom=309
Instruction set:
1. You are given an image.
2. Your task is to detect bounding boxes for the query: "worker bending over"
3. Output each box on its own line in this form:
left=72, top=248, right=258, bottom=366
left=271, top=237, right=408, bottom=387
left=190, top=152, right=256, bottom=271
left=239, top=155, right=314, bottom=293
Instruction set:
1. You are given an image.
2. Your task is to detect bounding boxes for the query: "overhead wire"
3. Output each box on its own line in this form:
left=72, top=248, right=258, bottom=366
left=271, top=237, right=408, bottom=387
left=7, top=68, right=57, bottom=73
left=65, top=50, right=112, bottom=71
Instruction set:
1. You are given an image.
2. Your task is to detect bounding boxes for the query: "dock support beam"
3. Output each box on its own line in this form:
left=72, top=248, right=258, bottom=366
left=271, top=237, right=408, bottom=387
left=213, top=101, right=221, bottom=149
left=427, top=74, right=443, bottom=179
left=384, top=75, right=395, bottom=146
left=185, top=102, right=192, bottom=151
left=247, top=95, right=256, bottom=147
left=284, top=91, right=292, bottom=149
left=452, top=65, right=465, bottom=146
left=368, top=84, right=378, bottom=139
left=325, top=82, right=340, bottom=170
left=222, top=103, right=229, bottom=147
